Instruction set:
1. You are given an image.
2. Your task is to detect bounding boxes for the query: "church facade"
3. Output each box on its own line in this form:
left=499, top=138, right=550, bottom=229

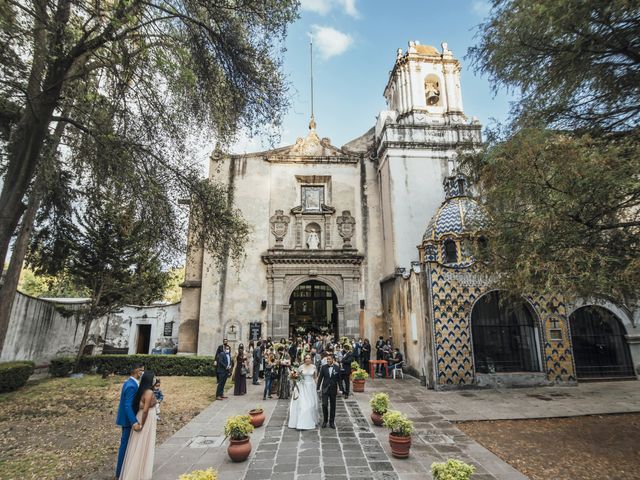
left=178, top=41, right=640, bottom=389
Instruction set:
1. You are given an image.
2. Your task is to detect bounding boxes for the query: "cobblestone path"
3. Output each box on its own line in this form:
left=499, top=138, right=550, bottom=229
left=244, top=397, right=399, bottom=480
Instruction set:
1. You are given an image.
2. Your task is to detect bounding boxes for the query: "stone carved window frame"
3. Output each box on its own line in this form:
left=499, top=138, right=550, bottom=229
left=291, top=175, right=335, bottom=250
left=296, top=175, right=332, bottom=207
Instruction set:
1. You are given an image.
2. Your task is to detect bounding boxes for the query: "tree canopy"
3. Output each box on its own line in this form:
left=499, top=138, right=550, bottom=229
left=465, top=0, right=640, bottom=306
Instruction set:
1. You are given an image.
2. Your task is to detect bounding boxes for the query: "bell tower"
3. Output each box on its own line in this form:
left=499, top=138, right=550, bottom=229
left=383, top=41, right=466, bottom=125
left=375, top=40, right=482, bottom=276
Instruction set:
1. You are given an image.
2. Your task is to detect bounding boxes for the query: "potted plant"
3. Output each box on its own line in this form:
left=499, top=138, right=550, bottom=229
left=351, top=368, right=369, bottom=392
left=224, top=415, right=254, bottom=462
left=179, top=468, right=218, bottom=480
left=248, top=405, right=265, bottom=427
left=350, top=360, right=360, bottom=373
left=382, top=410, right=413, bottom=458
left=369, top=392, right=390, bottom=426
left=431, top=459, right=475, bottom=480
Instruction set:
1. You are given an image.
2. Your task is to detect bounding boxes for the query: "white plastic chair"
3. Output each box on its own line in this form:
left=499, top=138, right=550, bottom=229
left=392, top=362, right=404, bottom=379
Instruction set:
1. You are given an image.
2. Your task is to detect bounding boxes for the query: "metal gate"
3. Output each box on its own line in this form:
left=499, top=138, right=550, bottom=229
left=569, top=306, right=635, bottom=379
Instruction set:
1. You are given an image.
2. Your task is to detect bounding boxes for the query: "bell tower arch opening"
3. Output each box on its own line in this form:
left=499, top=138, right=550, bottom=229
left=288, top=280, right=338, bottom=339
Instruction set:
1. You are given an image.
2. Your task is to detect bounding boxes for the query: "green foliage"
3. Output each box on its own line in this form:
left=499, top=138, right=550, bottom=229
left=49, top=357, right=75, bottom=378
left=0, top=361, right=35, bottom=393
left=74, top=354, right=216, bottom=376
left=382, top=410, right=413, bottom=437
left=369, top=392, right=390, bottom=414
left=470, top=0, right=640, bottom=131
left=352, top=368, right=369, bottom=380
left=461, top=129, right=640, bottom=304
left=350, top=360, right=360, bottom=370
left=431, top=459, right=476, bottom=480
left=18, top=267, right=89, bottom=298
left=224, top=415, right=254, bottom=440
left=163, top=266, right=185, bottom=303
left=179, top=469, right=218, bottom=480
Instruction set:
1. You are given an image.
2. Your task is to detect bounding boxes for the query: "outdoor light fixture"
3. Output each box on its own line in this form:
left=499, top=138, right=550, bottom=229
left=261, top=300, right=267, bottom=309
left=360, top=300, right=365, bottom=309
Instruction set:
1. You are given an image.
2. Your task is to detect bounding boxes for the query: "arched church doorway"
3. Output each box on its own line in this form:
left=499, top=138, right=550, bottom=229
left=569, top=306, right=634, bottom=379
left=288, top=280, right=338, bottom=338
left=471, top=291, right=541, bottom=374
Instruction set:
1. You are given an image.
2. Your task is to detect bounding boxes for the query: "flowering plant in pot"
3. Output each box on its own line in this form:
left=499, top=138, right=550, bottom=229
left=351, top=368, right=369, bottom=392
left=431, top=459, right=475, bottom=480
left=224, top=415, right=254, bottom=462
left=179, top=468, right=218, bottom=480
left=382, top=410, right=413, bottom=458
left=248, top=405, right=265, bottom=427
left=350, top=360, right=360, bottom=372
left=369, top=392, right=390, bottom=426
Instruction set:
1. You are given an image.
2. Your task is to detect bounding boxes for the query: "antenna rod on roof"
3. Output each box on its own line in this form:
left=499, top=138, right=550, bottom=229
left=309, top=38, right=316, bottom=130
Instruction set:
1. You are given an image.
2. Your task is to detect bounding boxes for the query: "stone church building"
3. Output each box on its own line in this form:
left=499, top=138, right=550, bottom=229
left=178, top=41, right=640, bottom=389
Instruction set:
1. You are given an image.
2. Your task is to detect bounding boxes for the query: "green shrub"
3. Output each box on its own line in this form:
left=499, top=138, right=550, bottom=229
left=431, top=459, right=475, bottom=480
left=350, top=360, right=360, bottom=370
left=352, top=368, right=369, bottom=380
left=0, top=361, right=35, bottom=393
left=382, top=410, right=413, bottom=437
left=224, top=415, right=254, bottom=440
left=369, top=392, right=390, bottom=414
left=73, top=354, right=215, bottom=376
left=49, top=356, right=75, bottom=377
left=179, top=468, right=218, bottom=480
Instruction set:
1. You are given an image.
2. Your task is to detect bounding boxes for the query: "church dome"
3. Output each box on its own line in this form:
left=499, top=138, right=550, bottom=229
left=421, top=175, right=488, bottom=267
left=414, top=44, right=440, bottom=56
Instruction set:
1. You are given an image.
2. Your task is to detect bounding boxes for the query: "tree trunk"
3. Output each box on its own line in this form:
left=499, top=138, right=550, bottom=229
left=75, top=311, right=95, bottom=372
left=0, top=190, right=42, bottom=356
left=0, top=113, right=68, bottom=356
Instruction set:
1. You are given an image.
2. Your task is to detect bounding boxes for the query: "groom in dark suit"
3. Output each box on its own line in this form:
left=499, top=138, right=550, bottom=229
left=115, top=363, right=144, bottom=479
left=316, top=354, right=340, bottom=428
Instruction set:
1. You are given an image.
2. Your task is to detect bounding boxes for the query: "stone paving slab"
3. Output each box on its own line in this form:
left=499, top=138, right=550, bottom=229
left=153, top=376, right=639, bottom=479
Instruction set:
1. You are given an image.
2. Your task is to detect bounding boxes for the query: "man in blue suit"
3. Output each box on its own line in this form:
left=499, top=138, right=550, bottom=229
left=216, top=345, right=232, bottom=400
left=115, top=363, right=144, bottom=479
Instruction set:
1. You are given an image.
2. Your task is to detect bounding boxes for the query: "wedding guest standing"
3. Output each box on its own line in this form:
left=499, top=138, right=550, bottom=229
left=340, top=344, right=354, bottom=399
left=263, top=352, right=276, bottom=400
left=216, top=344, right=232, bottom=400
left=252, top=340, right=262, bottom=385
left=233, top=344, right=248, bottom=395
left=119, top=370, right=157, bottom=480
left=361, top=338, right=371, bottom=371
left=277, top=347, right=291, bottom=399
left=115, top=363, right=143, bottom=480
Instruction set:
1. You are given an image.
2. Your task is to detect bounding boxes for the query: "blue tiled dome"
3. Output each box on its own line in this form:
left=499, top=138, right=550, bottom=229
left=423, top=175, right=487, bottom=242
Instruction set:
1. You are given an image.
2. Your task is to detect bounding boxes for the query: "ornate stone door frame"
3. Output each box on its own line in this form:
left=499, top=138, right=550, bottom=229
left=262, top=250, right=363, bottom=339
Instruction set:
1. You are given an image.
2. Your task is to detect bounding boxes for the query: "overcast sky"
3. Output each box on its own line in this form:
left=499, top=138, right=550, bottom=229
left=229, top=0, right=514, bottom=155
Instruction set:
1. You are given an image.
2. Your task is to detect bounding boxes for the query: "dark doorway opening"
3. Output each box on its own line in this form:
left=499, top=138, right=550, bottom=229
left=569, top=306, right=635, bottom=379
left=289, top=280, right=338, bottom=339
left=136, top=324, right=151, bottom=354
left=472, top=291, right=541, bottom=374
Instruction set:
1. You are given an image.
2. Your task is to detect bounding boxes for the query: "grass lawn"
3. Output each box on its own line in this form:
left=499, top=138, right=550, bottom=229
left=0, top=375, right=219, bottom=480
left=458, top=413, right=640, bottom=480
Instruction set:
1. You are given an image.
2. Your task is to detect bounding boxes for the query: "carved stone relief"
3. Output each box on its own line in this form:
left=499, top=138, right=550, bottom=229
left=269, top=210, right=290, bottom=248
left=336, top=210, right=356, bottom=249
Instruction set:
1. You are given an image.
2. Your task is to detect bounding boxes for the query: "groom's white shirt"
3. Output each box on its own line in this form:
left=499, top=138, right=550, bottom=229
left=129, top=376, right=141, bottom=386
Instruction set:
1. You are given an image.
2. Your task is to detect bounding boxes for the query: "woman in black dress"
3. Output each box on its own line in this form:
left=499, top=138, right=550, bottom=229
left=361, top=338, right=372, bottom=373
left=233, top=344, right=248, bottom=395
left=277, top=347, right=291, bottom=399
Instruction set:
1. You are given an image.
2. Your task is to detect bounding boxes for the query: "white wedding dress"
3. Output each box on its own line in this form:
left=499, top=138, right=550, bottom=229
left=288, top=365, right=318, bottom=430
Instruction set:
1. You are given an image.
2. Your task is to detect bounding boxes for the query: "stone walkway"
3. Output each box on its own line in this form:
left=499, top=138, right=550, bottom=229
left=153, top=377, right=640, bottom=479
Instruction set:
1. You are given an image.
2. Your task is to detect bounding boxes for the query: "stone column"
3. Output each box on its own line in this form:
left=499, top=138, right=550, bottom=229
left=271, top=275, right=286, bottom=338
left=342, top=276, right=360, bottom=337
left=337, top=304, right=345, bottom=338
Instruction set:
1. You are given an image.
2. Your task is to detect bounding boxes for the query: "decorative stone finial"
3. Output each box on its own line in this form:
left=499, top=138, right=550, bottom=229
left=309, top=114, right=316, bottom=131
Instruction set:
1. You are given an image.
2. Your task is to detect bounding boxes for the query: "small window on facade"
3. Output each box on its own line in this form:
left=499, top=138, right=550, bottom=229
left=457, top=179, right=465, bottom=196
left=302, top=186, right=324, bottom=212
left=477, top=236, right=488, bottom=256
left=443, top=239, right=458, bottom=264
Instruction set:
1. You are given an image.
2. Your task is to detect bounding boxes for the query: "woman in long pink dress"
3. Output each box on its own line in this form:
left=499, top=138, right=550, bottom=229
left=120, top=370, right=157, bottom=480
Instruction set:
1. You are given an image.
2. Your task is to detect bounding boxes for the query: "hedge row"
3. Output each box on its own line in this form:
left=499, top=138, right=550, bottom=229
left=0, top=361, right=35, bottom=393
left=50, top=354, right=216, bottom=377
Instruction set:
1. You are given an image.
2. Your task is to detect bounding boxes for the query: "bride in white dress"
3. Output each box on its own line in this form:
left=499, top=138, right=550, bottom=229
left=288, top=354, right=318, bottom=430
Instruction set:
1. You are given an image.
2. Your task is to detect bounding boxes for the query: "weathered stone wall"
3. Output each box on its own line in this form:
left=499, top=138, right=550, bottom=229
left=1, top=292, right=180, bottom=364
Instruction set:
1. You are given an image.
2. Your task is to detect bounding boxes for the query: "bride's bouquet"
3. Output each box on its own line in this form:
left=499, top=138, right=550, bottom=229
left=289, top=370, right=301, bottom=400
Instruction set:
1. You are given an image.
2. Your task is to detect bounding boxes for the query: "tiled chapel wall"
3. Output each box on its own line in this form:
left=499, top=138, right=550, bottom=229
left=427, top=264, right=576, bottom=387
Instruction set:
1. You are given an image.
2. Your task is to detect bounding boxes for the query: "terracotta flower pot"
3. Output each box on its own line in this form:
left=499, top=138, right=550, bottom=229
left=388, top=433, right=411, bottom=458
left=352, top=378, right=365, bottom=392
left=228, top=436, right=252, bottom=462
left=249, top=409, right=265, bottom=428
left=371, top=410, right=385, bottom=426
